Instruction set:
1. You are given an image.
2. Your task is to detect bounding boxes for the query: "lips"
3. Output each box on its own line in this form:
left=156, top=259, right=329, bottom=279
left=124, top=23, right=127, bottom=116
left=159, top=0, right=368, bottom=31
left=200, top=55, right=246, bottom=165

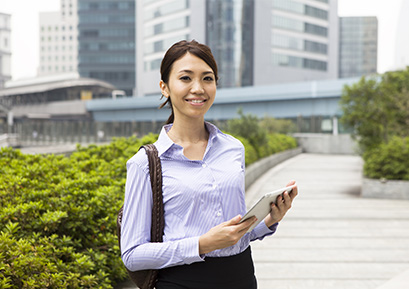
left=186, top=99, right=206, bottom=103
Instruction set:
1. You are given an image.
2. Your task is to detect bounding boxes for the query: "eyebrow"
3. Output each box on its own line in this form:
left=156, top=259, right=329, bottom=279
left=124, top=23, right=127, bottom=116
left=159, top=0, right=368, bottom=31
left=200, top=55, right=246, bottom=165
left=178, top=69, right=214, bottom=75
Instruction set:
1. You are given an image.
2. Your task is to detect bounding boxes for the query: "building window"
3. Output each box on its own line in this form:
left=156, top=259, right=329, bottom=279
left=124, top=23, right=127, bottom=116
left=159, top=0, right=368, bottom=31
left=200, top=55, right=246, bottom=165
left=272, top=53, right=327, bottom=71
left=145, top=0, right=189, bottom=21
left=305, top=5, right=328, bottom=20
left=305, top=23, right=327, bottom=36
left=145, top=16, right=190, bottom=37
left=304, top=40, right=327, bottom=54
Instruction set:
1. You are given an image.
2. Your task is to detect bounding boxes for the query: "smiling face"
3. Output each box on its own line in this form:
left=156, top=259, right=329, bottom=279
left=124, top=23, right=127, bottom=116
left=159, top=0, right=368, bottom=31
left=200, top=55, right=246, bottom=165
left=160, top=52, right=216, bottom=123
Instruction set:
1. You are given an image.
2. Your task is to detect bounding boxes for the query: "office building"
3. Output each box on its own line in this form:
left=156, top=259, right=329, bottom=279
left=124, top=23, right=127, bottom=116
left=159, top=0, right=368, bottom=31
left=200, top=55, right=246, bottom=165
left=339, top=16, right=378, bottom=78
left=78, top=0, right=136, bottom=95
left=136, top=0, right=339, bottom=96
left=206, top=0, right=254, bottom=88
left=0, top=12, right=11, bottom=88
left=38, top=0, right=78, bottom=76
left=136, top=0, right=205, bottom=96
left=395, top=0, right=409, bottom=70
left=257, top=0, right=339, bottom=85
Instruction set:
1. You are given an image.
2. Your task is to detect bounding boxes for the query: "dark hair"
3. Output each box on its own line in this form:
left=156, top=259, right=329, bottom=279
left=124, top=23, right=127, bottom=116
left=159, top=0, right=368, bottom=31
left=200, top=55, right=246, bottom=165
left=159, top=40, right=218, bottom=124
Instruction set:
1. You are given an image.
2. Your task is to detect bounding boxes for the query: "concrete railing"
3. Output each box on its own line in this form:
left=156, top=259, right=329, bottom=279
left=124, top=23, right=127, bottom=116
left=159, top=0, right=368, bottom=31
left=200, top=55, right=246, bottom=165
left=0, top=134, right=20, bottom=148
left=245, top=147, right=302, bottom=190
left=362, top=178, right=409, bottom=200
left=293, top=133, right=358, bottom=155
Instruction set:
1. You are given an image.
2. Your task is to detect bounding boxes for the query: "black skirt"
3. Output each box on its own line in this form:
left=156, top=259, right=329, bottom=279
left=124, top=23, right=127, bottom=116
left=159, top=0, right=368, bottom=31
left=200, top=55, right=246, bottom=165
left=156, top=246, right=257, bottom=289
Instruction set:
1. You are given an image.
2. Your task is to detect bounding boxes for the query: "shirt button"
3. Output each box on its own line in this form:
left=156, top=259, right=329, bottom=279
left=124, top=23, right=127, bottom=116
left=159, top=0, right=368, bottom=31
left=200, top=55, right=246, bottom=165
left=212, top=184, right=217, bottom=189
left=216, top=210, right=222, bottom=217
left=202, top=163, right=207, bottom=168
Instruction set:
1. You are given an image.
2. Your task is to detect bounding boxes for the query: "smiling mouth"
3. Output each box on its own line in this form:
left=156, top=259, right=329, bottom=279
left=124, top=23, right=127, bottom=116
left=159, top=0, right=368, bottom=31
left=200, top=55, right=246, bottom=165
left=186, top=99, right=206, bottom=103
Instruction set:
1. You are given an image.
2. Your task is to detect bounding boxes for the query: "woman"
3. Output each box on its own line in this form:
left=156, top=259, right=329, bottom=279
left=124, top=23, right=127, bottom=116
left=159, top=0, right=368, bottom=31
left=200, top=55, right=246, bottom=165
left=121, top=40, right=297, bottom=289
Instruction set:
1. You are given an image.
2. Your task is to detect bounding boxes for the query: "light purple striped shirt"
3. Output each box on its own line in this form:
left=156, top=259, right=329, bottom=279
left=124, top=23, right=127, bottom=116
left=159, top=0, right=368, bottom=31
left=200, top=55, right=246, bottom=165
left=121, top=122, right=277, bottom=271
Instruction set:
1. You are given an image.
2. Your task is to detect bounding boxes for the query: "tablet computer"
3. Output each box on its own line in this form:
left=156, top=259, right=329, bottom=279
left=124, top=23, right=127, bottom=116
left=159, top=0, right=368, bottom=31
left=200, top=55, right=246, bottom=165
left=240, top=184, right=296, bottom=233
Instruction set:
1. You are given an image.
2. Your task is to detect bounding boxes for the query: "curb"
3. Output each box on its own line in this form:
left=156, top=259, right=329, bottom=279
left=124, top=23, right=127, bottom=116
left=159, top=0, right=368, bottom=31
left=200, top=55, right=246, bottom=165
left=245, top=147, right=302, bottom=190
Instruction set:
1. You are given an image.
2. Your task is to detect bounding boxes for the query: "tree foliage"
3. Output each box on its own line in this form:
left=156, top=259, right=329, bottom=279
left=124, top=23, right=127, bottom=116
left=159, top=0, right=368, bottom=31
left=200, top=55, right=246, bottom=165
left=363, top=136, right=409, bottom=180
left=340, top=67, right=409, bottom=152
left=0, top=134, right=158, bottom=289
left=226, top=109, right=297, bottom=160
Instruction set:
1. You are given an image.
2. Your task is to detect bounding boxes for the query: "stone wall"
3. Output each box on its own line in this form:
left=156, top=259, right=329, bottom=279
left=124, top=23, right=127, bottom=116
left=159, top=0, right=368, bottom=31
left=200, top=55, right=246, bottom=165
left=293, top=133, right=359, bottom=155
left=245, top=147, right=302, bottom=190
left=362, top=178, right=409, bottom=200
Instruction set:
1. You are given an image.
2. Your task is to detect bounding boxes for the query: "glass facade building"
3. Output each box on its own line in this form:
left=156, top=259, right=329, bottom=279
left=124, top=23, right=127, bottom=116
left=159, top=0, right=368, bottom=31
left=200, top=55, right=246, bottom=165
left=0, top=13, right=11, bottom=88
left=136, top=0, right=206, bottom=96
left=253, top=0, right=338, bottom=85
left=136, top=0, right=338, bottom=95
left=206, top=0, right=254, bottom=88
left=338, top=17, right=378, bottom=78
left=394, top=1, right=409, bottom=70
left=78, top=0, right=136, bottom=95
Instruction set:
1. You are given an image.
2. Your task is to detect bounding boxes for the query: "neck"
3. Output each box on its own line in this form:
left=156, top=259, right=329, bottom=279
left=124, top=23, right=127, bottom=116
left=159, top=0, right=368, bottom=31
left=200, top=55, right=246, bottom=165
left=168, top=118, right=208, bottom=144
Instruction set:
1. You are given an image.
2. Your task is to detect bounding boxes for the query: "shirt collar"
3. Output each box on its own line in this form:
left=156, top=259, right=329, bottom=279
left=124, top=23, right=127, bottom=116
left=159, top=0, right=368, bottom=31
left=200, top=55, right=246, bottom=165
left=154, top=122, right=223, bottom=157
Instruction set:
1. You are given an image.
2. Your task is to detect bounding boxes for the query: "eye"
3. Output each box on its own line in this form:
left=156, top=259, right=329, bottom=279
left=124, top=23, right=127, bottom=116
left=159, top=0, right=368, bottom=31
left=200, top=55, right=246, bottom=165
left=180, top=76, right=191, bottom=81
left=204, top=76, right=214, bottom=82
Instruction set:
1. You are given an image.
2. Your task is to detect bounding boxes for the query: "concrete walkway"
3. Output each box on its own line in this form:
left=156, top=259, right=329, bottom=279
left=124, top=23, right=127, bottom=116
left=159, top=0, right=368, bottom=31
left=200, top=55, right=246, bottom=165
left=247, top=154, right=409, bottom=289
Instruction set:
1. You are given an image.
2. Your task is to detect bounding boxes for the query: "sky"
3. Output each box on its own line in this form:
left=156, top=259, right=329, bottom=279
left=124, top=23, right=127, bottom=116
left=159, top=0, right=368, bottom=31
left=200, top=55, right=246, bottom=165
left=0, top=0, right=405, bottom=81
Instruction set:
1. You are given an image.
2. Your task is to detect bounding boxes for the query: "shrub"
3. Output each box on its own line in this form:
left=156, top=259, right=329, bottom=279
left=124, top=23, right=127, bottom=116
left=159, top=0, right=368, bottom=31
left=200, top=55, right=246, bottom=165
left=0, top=134, right=158, bottom=288
left=0, top=125, right=296, bottom=288
left=227, top=109, right=267, bottom=158
left=363, top=136, right=409, bottom=180
left=231, top=135, right=258, bottom=165
left=259, top=117, right=296, bottom=134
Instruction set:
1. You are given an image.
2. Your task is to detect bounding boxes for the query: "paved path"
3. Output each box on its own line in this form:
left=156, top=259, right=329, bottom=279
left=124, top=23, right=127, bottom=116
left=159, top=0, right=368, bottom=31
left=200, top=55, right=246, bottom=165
left=247, top=154, right=409, bottom=289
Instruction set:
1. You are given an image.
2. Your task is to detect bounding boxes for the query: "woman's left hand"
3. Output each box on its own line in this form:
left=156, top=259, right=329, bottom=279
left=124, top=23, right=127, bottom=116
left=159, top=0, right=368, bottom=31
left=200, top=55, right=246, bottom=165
left=264, top=180, right=298, bottom=227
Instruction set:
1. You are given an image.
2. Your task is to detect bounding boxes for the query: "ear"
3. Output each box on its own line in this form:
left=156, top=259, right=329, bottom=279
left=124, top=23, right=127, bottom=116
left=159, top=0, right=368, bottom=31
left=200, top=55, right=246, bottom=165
left=159, top=80, right=170, bottom=98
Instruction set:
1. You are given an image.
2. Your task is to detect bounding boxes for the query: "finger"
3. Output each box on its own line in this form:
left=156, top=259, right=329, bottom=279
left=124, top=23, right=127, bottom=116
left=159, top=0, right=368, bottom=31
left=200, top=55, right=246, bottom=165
left=225, top=214, right=242, bottom=225
left=269, top=202, right=282, bottom=219
left=286, top=180, right=298, bottom=199
left=290, top=186, right=298, bottom=198
left=275, top=194, right=288, bottom=211
left=282, top=192, right=292, bottom=208
left=238, top=216, right=257, bottom=227
left=276, top=194, right=285, bottom=205
left=238, top=217, right=257, bottom=233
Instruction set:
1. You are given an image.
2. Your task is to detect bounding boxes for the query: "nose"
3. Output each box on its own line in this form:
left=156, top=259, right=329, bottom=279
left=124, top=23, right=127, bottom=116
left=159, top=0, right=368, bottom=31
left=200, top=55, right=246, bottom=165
left=191, top=80, right=204, bottom=94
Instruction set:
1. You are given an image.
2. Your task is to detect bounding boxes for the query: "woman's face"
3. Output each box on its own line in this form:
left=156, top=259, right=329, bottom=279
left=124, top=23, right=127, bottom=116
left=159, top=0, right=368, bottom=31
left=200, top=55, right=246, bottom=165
left=160, top=52, right=216, bottom=123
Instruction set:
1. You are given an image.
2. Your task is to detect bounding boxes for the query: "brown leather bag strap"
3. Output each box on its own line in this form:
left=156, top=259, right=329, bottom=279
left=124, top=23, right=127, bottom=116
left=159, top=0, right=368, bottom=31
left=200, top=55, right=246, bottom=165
left=141, top=144, right=164, bottom=243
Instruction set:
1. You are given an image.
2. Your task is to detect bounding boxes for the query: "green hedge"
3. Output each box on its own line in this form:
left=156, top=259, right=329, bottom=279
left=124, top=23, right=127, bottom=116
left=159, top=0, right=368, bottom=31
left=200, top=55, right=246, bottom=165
left=233, top=133, right=298, bottom=166
left=363, top=136, right=409, bottom=180
left=0, top=131, right=296, bottom=288
left=0, top=133, right=157, bottom=289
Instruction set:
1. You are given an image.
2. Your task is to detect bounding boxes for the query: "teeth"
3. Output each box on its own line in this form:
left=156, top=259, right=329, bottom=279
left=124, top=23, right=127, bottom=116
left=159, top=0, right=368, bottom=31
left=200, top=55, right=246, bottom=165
left=190, top=99, right=204, bottom=103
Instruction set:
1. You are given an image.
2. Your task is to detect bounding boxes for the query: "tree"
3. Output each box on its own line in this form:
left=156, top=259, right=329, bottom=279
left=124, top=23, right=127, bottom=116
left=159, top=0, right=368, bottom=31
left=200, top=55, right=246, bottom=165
left=340, top=67, right=409, bottom=152
left=227, top=108, right=267, bottom=158
left=259, top=116, right=296, bottom=134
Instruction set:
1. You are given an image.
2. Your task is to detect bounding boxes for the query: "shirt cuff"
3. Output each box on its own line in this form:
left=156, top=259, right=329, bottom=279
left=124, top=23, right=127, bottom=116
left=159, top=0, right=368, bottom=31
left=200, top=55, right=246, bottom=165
left=268, top=222, right=279, bottom=233
left=179, top=236, right=205, bottom=265
left=253, top=220, right=279, bottom=237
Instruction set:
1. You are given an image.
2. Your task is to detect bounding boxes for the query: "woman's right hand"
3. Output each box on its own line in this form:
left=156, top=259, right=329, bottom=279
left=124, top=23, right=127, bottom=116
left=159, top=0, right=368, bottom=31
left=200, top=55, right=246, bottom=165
left=198, top=215, right=257, bottom=255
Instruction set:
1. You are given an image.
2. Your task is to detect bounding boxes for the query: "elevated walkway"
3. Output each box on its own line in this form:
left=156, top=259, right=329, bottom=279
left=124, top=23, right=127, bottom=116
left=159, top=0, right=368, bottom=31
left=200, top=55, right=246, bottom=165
left=247, top=154, right=409, bottom=289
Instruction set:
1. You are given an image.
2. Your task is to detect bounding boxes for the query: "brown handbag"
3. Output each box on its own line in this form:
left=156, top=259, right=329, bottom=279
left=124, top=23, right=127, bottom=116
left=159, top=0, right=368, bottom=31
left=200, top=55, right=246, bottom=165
left=117, top=144, right=164, bottom=289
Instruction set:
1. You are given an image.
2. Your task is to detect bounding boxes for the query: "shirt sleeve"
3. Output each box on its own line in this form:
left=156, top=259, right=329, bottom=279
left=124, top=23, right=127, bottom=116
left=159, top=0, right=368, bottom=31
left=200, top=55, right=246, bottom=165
left=248, top=221, right=278, bottom=241
left=120, top=160, right=204, bottom=271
